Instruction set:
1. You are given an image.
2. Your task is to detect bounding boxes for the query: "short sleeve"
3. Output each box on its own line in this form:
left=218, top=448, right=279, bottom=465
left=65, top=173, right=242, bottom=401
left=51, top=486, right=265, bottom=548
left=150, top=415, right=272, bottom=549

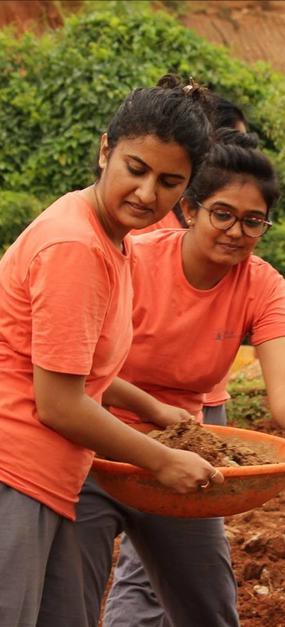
left=28, top=241, right=110, bottom=374
left=250, top=265, right=285, bottom=345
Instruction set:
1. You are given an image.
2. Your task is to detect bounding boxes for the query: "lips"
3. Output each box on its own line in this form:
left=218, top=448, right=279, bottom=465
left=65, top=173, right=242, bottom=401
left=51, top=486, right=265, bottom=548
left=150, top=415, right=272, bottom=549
left=126, top=201, right=153, bottom=215
left=217, top=242, right=243, bottom=252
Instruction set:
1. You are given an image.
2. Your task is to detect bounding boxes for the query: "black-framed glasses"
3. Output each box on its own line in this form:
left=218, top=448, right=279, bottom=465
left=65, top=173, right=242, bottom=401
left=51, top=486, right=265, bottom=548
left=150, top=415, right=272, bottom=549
left=197, top=202, right=272, bottom=238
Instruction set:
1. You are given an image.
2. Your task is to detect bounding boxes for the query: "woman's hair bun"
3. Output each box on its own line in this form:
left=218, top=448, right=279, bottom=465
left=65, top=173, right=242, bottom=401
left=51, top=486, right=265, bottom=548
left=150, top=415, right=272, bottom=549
left=214, top=127, right=259, bottom=149
left=156, top=73, right=183, bottom=89
left=156, top=73, right=208, bottom=104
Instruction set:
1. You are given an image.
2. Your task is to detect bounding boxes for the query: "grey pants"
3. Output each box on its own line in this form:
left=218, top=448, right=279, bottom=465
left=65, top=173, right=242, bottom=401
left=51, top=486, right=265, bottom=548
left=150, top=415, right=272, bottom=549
left=0, top=482, right=88, bottom=627
left=76, top=477, right=239, bottom=627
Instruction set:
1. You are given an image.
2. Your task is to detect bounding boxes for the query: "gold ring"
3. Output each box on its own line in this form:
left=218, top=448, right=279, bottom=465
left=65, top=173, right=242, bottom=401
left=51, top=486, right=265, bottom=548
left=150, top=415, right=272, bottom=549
left=200, top=480, right=210, bottom=489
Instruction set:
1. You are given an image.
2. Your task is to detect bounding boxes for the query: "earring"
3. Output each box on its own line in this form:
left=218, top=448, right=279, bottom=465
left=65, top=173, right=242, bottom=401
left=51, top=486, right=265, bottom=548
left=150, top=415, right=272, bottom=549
left=187, top=217, right=192, bottom=225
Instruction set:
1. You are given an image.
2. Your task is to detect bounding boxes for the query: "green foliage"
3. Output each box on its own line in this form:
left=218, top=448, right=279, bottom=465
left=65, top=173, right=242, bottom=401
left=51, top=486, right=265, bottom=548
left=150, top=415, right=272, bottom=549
left=226, top=376, right=271, bottom=428
left=0, top=0, right=285, bottom=220
left=0, top=191, right=51, bottom=252
left=255, top=219, right=285, bottom=276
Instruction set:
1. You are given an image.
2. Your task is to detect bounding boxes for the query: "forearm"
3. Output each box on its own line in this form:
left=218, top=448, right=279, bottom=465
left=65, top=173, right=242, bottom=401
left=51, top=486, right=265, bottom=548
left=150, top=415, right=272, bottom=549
left=34, top=366, right=224, bottom=492
left=266, top=387, right=285, bottom=429
left=102, top=376, right=163, bottom=422
left=40, top=391, right=170, bottom=471
left=256, top=339, right=285, bottom=430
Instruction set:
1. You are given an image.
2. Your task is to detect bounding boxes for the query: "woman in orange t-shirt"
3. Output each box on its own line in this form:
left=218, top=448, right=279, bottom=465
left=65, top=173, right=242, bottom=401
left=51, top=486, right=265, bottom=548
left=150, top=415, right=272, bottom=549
left=77, top=130, right=285, bottom=627
left=0, top=75, right=226, bottom=627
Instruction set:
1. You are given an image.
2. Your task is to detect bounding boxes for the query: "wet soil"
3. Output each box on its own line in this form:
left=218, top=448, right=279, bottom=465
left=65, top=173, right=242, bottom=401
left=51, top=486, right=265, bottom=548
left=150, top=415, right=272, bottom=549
left=148, top=418, right=277, bottom=466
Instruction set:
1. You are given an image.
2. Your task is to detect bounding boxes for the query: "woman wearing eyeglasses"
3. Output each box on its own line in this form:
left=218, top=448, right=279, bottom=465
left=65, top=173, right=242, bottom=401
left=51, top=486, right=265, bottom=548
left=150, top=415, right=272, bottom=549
left=77, top=129, right=285, bottom=627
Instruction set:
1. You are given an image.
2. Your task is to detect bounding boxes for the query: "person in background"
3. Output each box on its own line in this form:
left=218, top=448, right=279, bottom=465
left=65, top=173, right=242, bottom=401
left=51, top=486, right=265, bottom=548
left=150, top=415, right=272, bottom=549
left=0, top=75, right=226, bottom=627
left=77, top=127, right=285, bottom=627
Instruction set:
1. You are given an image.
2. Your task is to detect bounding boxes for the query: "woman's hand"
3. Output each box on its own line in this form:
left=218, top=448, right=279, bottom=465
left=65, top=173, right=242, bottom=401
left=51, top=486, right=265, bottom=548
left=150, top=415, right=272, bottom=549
left=153, top=448, right=224, bottom=493
left=151, top=401, right=198, bottom=428
left=102, top=377, right=199, bottom=426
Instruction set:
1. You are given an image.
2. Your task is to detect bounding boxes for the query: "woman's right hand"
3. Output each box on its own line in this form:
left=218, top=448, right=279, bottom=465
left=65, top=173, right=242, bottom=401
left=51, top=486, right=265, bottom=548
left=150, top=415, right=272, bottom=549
left=153, top=448, right=224, bottom=494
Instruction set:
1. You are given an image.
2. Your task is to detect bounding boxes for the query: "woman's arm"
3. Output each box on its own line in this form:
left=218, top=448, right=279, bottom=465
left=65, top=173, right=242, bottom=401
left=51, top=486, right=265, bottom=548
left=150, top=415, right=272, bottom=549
left=102, top=376, right=195, bottom=427
left=34, top=365, right=223, bottom=492
left=255, top=337, right=285, bottom=429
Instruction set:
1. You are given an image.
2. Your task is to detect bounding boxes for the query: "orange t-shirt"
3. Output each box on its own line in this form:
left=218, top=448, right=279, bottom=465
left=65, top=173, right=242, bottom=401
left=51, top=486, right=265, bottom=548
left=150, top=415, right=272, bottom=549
left=203, top=374, right=230, bottom=406
left=0, top=192, right=133, bottom=519
left=132, top=213, right=228, bottom=407
left=110, top=229, right=285, bottom=425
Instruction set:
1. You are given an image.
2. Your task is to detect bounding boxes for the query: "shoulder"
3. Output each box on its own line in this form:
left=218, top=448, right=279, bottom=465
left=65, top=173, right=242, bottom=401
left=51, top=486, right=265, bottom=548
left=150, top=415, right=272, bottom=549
left=248, top=254, right=284, bottom=285
left=130, top=228, right=183, bottom=270
left=21, top=191, right=113, bottom=259
left=241, top=255, right=285, bottom=307
left=131, top=228, right=183, bottom=254
left=3, top=192, right=114, bottom=281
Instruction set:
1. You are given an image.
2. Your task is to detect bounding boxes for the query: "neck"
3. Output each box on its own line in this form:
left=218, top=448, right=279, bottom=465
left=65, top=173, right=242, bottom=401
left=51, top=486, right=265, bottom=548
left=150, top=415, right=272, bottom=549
left=81, top=185, right=125, bottom=251
left=182, top=232, right=230, bottom=290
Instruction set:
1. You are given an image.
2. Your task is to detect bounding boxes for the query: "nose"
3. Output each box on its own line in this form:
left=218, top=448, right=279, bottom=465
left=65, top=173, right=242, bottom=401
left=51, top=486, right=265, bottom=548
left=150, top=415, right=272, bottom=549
left=135, top=176, right=157, bottom=205
left=226, top=219, right=243, bottom=238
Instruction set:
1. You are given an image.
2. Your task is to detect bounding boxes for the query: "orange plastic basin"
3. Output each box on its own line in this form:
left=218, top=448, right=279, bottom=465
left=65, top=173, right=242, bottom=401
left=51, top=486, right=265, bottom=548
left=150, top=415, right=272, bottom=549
left=91, top=425, right=285, bottom=518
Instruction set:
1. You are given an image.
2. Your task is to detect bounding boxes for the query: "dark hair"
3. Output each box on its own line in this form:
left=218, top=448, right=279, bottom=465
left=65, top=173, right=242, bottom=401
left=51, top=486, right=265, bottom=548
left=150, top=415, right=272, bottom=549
left=172, top=83, right=248, bottom=227
left=201, top=91, right=247, bottom=131
left=183, top=128, right=280, bottom=214
left=95, top=74, right=212, bottom=180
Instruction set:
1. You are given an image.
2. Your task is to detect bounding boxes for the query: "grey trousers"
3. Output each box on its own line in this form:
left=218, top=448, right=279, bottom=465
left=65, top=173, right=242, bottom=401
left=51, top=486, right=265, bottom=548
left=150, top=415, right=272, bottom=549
left=0, top=482, right=88, bottom=627
left=76, top=477, right=239, bottom=627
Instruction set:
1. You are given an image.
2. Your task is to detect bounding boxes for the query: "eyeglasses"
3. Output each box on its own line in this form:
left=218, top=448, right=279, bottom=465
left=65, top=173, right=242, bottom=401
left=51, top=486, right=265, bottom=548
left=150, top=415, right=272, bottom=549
left=197, top=202, right=272, bottom=238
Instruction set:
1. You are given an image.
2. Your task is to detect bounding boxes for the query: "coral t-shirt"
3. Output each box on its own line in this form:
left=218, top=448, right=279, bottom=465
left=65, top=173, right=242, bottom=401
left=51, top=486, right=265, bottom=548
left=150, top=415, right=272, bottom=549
left=203, top=374, right=230, bottom=406
left=132, top=214, right=228, bottom=406
left=111, top=229, right=285, bottom=425
left=0, top=192, right=133, bottom=519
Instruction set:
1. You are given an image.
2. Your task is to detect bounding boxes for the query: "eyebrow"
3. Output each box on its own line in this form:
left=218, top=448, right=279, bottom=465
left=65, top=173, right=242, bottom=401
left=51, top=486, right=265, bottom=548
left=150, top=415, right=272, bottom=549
left=213, top=201, right=267, bottom=217
left=127, top=155, right=187, bottom=181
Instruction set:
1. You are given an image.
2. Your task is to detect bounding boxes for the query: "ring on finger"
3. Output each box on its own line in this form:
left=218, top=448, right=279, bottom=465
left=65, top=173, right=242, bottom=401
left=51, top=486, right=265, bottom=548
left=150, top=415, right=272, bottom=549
left=210, top=470, right=218, bottom=481
left=200, top=480, right=210, bottom=489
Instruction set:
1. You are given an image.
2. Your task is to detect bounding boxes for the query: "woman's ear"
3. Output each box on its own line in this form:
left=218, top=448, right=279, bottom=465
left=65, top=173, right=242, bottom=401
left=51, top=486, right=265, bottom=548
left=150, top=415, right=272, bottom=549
left=180, top=197, right=197, bottom=227
left=98, top=133, right=110, bottom=169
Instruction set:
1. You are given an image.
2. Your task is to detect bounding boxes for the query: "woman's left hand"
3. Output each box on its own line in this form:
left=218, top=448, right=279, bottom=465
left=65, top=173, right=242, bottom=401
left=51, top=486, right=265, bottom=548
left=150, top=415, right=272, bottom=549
left=151, top=401, right=198, bottom=428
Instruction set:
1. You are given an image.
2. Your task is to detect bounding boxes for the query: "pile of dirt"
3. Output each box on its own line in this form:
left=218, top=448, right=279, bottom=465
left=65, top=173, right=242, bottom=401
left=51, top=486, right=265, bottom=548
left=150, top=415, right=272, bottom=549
left=148, top=418, right=277, bottom=466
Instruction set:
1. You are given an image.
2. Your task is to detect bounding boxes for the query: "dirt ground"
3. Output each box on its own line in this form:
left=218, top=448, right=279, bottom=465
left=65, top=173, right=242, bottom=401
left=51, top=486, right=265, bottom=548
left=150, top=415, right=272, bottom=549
left=226, top=418, right=285, bottom=627
left=100, top=417, right=285, bottom=626
left=226, top=489, right=285, bottom=627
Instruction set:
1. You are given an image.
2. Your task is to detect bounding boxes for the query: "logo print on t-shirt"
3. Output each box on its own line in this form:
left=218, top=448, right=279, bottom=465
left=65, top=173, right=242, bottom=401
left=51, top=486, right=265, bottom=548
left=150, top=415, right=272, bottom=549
left=216, top=330, right=236, bottom=341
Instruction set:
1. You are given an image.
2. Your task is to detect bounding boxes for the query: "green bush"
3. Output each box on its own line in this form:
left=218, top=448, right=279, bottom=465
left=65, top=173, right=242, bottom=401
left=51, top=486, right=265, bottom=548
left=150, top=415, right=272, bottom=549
left=0, top=0, right=285, bottom=215
left=0, top=1, right=284, bottom=262
left=255, top=219, right=285, bottom=276
left=0, top=191, right=51, bottom=252
left=226, top=376, right=271, bottom=427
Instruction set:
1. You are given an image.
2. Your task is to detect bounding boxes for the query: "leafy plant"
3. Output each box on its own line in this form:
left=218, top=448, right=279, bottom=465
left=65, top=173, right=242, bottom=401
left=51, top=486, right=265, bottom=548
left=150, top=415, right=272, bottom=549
left=227, top=376, right=271, bottom=427
left=0, top=1, right=284, bottom=251
left=255, top=219, right=285, bottom=276
left=0, top=191, right=52, bottom=252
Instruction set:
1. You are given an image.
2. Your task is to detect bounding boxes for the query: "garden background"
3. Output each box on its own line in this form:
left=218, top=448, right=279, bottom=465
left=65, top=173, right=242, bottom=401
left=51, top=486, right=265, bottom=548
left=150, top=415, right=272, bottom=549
left=0, top=3, right=285, bottom=624
left=0, top=0, right=284, bottom=275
